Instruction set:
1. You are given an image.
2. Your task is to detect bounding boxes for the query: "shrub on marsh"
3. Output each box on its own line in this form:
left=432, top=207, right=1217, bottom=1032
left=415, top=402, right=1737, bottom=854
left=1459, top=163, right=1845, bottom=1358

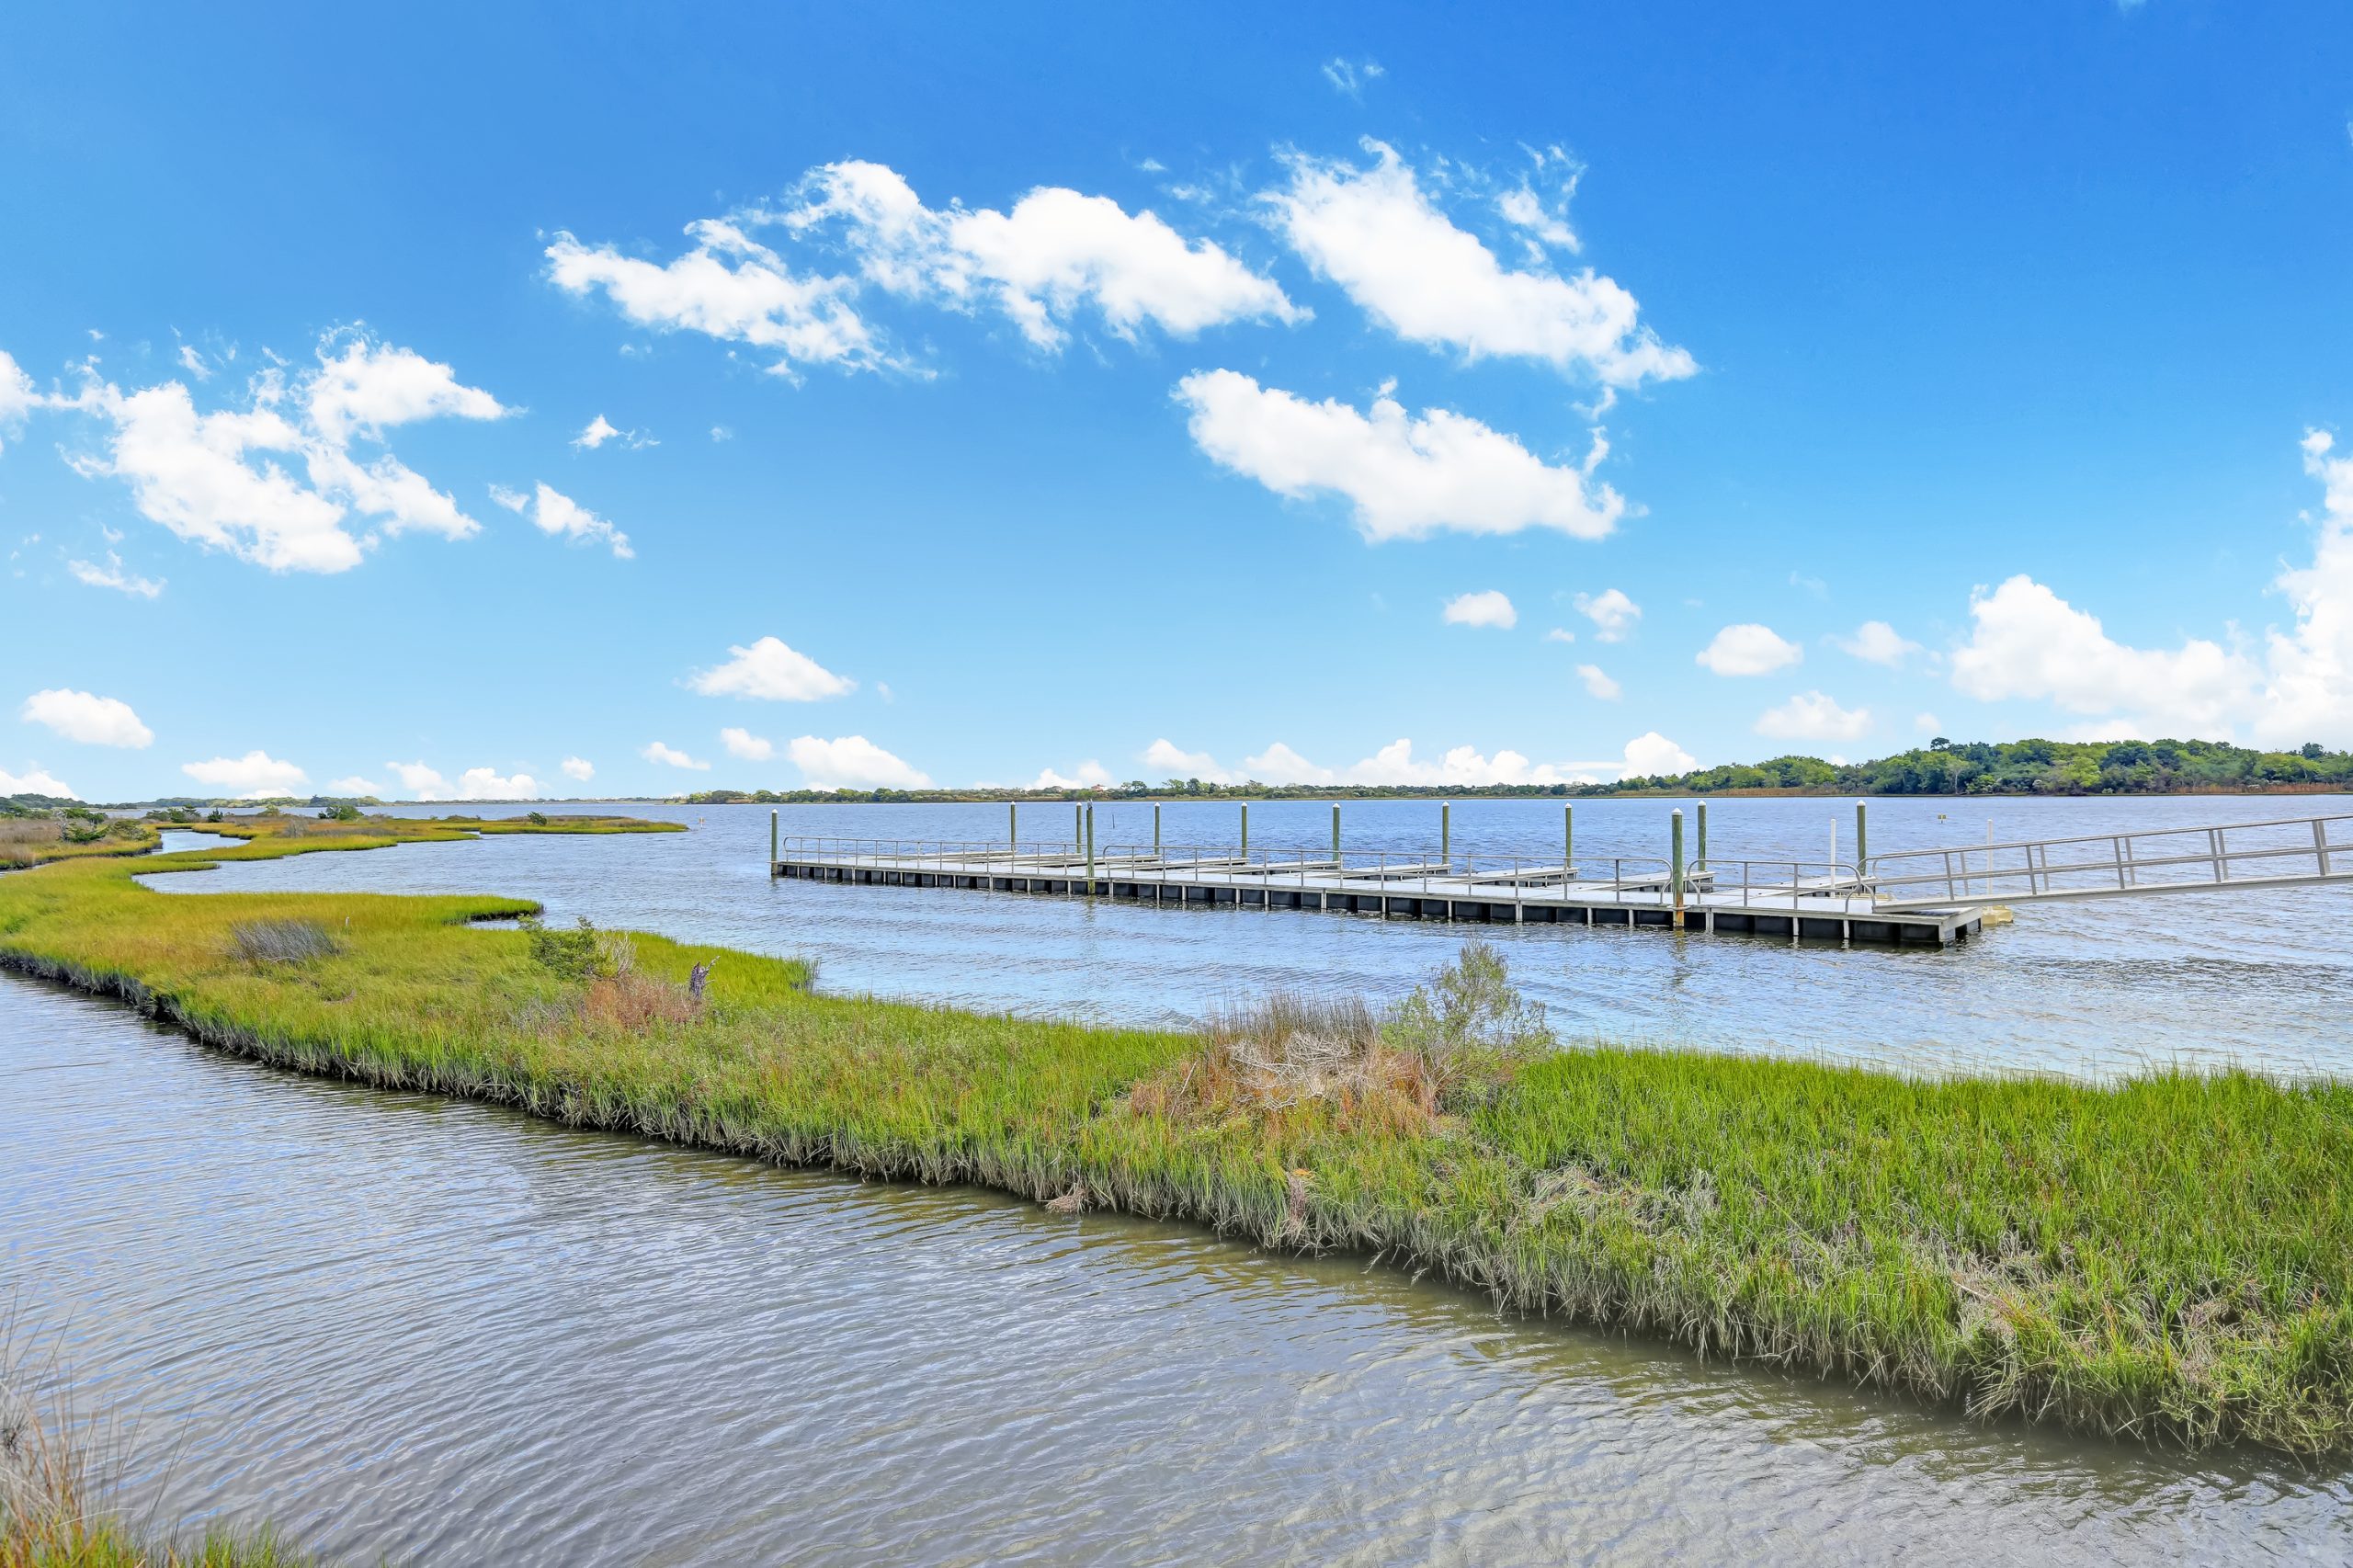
left=228, top=919, right=339, bottom=967
left=1134, top=941, right=1554, bottom=1134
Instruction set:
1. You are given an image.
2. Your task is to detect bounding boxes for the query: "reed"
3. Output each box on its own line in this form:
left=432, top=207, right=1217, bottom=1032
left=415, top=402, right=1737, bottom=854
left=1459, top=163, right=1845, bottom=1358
left=2, top=812, right=2347, bottom=1457
left=0, top=1335, right=316, bottom=1568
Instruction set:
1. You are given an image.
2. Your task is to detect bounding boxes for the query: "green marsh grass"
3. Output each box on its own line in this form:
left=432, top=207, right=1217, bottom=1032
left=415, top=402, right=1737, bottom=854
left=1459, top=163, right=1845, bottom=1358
left=1, top=812, right=2347, bottom=1458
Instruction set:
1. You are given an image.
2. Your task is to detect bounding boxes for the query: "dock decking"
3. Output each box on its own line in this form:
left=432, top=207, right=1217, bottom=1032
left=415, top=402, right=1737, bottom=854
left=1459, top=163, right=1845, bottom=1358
left=768, top=836, right=1981, bottom=946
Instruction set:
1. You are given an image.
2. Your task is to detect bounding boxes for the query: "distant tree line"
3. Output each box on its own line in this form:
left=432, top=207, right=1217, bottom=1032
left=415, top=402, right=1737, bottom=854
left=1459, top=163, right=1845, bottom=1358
left=678, top=736, right=2353, bottom=805
left=1611, top=737, right=2353, bottom=797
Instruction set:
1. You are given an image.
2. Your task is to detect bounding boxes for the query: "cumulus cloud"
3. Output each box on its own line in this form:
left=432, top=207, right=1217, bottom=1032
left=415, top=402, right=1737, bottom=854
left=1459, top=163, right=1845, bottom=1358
left=2254, top=431, right=2353, bottom=745
left=0, top=350, right=37, bottom=447
left=688, top=636, right=854, bottom=701
left=1543, top=627, right=1575, bottom=644
left=1142, top=737, right=1232, bottom=783
left=1572, top=588, right=1640, bottom=642
left=0, top=763, right=75, bottom=798
left=1620, top=732, right=1699, bottom=777
left=381, top=761, right=540, bottom=800
left=561, top=756, right=595, bottom=782
left=641, top=741, right=710, bottom=771
left=546, top=220, right=887, bottom=377
left=509, top=482, right=633, bottom=559
left=721, top=726, right=775, bottom=761
left=1835, top=619, right=1924, bottom=667
left=783, top=160, right=1304, bottom=352
left=1938, top=434, right=2353, bottom=745
left=1949, top=575, right=2254, bottom=736
left=328, top=776, right=381, bottom=795
left=50, top=330, right=506, bottom=574
left=1697, top=623, right=1802, bottom=676
left=67, top=551, right=164, bottom=598
left=572, top=415, right=654, bottom=450
left=1756, top=691, right=1872, bottom=742
left=1267, top=141, right=1694, bottom=388
left=789, top=734, right=932, bottom=790
left=20, top=688, right=153, bottom=748
left=550, top=162, right=1300, bottom=374
left=1574, top=664, right=1620, bottom=700
left=1442, top=589, right=1517, bottom=629
left=181, top=749, right=308, bottom=797
left=1031, top=760, right=1114, bottom=790
left=1142, top=732, right=1688, bottom=788
left=1175, top=369, right=1622, bottom=541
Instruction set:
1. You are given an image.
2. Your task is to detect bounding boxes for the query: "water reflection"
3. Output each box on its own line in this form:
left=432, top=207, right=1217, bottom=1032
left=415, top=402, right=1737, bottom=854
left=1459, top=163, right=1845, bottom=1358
left=5, top=975, right=2346, bottom=1566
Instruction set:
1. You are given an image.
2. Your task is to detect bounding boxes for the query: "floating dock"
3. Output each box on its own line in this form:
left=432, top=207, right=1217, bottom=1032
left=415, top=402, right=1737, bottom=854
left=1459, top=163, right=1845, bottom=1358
left=767, top=805, right=2353, bottom=949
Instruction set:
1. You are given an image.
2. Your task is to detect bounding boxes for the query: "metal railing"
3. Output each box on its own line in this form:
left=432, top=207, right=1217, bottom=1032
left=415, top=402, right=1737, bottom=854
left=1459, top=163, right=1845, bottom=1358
left=1864, top=812, right=2353, bottom=909
left=776, top=835, right=1883, bottom=916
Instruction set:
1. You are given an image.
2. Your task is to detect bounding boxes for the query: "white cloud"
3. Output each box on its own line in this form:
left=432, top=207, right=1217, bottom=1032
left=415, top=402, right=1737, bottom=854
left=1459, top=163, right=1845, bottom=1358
left=384, top=760, right=540, bottom=800
left=1620, top=732, right=1698, bottom=777
left=1031, top=760, right=1114, bottom=790
left=0, top=764, right=75, bottom=798
left=1267, top=141, right=1694, bottom=388
left=547, top=220, right=887, bottom=376
left=329, top=776, right=381, bottom=795
left=789, top=734, right=932, bottom=790
left=1573, top=588, right=1640, bottom=642
left=1240, top=741, right=1335, bottom=784
left=1697, top=623, right=1803, bottom=676
left=552, top=162, right=1300, bottom=374
left=1574, top=663, right=1621, bottom=700
left=1442, top=589, right=1517, bottom=629
left=710, top=426, right=733, bottom=442
left=783, top=161, right=1303, bottom=352
left=641, top=741, right=710, bottom=771
left=1934, top=434, right=2353, bottom=746
left=572, top=414, right=653, bottom=451
left=688, top=636, right=854, bottom=701
left=385, top=761, right=449, bottom=798
left=1949, top=574, right=2254, bottom=735
left=2254, top=431, right=2353, bottom=745
left=1176, top=369, right=1622, bottom=541
left=1543, top=627, right=1575, bottom=644
left=1835, top=619, right=1923, bottom=667
left=487, top=483, right=529, bottom=513
left=517, top=482, right=633, bottom=559
left=561, top=756, right=595, bottom=782
left=176, top=343, right=212, bottom=381
left=1756, top=691, right=1873, bottom=743
left=181, top=750, right=308, bottom=798
left=0, top=350, right=40, bottom=443
left=1144, top=730, right=1690, bottom=788
left=67, top=551, right=164, bottom=598
left=55, top=331, right=506, bottom=574
left=20, top=688, right=153, bottom=748
left=1915, top=712, right=1943, bottom=733
left=721, top=726, right=775, bottom=761
left=456, top=767, right=540, bottom=799
left=1142, top=738, right=1232, bottom=783
left=1320, top=56, right=1384, bottom=98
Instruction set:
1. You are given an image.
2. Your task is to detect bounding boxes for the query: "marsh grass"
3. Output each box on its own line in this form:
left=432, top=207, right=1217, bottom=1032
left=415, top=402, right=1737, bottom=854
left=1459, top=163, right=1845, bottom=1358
left=0, top=818, right=159, bottom=871
left=0, top=1331, right=316, bottom=1568
left=1, top=814, right=2348, bottom=1456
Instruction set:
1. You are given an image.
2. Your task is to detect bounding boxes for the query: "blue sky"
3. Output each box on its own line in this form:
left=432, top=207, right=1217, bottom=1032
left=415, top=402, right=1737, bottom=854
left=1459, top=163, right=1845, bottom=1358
left=5, top=2, right=2352, bottom=801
